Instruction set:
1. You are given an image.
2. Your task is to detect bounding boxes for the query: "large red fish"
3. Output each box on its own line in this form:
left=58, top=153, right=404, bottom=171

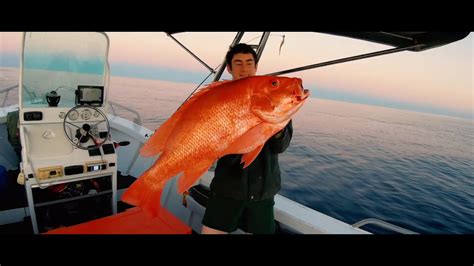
left=121, top=75, right=310, bottom=217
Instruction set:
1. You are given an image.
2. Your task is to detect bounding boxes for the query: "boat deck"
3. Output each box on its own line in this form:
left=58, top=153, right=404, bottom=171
left=45, top=206, right=192, bottom=234
left=0, top=170, right=137, bottom=234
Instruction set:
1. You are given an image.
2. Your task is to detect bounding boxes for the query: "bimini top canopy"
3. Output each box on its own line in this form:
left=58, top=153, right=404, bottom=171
left=320, top=32, right=470, bottom=52
left=165, top=31, right=470, bottom=78
left=166, top=31, right=469, bottom=51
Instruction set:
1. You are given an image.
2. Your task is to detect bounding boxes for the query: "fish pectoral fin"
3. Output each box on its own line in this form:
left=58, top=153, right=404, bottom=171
left=223, top=123, right=280, bottom=155
left=177, top=161, right=214, bottom=193
left=140, top=112, right=183, bottom=157
left=241, top=144, right=264, bottom=169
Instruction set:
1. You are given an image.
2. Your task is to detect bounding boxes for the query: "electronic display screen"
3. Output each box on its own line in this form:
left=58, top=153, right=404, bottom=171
left=77, top=85, right=104, bottom=105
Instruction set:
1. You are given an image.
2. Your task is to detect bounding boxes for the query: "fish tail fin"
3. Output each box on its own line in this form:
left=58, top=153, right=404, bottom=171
left=121, top=173, right=165, bottom=218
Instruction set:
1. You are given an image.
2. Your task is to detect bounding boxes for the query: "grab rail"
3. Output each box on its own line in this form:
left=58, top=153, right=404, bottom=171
left=0, top=84, right=18, bottom=108
left=352, top=218, right=418, bottom=234
left=107, top=100, right=142, bottom=126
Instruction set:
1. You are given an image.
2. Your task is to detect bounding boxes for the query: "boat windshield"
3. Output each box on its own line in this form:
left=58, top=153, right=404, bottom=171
left=20, top=32, right=109, bottom=108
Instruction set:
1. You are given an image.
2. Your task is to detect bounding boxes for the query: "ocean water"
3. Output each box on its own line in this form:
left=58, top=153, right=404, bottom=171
left=1, top=71, right=473, bottom=234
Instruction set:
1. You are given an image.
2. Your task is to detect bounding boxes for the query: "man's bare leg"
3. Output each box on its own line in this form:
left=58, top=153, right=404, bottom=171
left=201, top=225, right=228, bottom=234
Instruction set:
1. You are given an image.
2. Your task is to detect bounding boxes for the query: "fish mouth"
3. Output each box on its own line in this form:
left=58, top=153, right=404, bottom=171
left=296, top=89, right=310, bottom=101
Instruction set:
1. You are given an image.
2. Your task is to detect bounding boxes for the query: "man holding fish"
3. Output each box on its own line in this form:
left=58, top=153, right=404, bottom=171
left=201, top=44, right=294, bottom=234
left=121, top=43, right=309, bottom=234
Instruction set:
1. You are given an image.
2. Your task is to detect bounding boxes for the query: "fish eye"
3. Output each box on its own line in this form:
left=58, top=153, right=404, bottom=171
left=271, top=80, right=279, bottom=87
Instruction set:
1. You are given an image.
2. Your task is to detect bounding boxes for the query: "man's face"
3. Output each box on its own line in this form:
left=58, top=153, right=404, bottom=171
left=227, top=53, right=258, bottom=80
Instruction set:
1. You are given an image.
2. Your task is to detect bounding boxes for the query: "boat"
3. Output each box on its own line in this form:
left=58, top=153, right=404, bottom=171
left=0, top=31, right=470, bottom=235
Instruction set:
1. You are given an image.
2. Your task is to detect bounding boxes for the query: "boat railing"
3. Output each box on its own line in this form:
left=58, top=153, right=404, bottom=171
left=0, top=84, right=18, bottom=108
left=107, top=100, right=142, bottom=126
left=352, top=218, right=418, bottom=234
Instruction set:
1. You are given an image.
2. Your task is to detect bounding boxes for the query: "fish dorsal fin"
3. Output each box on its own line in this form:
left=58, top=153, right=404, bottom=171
left=189, top=80, right=232, bottom=100
left=140, top=111, right=184, bottom=157
left=182, top=80, right=232, bottom=106
left=140, top=80, right=232, bottom=157
left=203, top=79, right=233, bottom=89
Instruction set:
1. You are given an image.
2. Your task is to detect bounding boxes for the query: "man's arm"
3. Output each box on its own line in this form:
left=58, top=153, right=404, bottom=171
left=268, top=120, right=293, bottom=154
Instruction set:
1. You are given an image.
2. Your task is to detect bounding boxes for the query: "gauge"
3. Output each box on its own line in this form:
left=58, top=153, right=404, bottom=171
left=93, top=111, right=100, bottom=117
left=68, top=110, right=79, bottom=121
left=81, top=109, right=92, bottom=120
left=59, top=112, right=65, bottom=119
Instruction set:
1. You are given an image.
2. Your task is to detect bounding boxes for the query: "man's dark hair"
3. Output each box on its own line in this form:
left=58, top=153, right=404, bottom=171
left=225, top=43, right=258, bottom=69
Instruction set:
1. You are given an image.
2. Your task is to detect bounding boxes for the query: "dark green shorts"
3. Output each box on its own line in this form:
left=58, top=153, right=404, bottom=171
left=202, top=194, right=275, bottom=234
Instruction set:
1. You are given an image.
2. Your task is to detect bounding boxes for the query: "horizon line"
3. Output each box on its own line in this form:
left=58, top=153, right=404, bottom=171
left=0, top=63, right=472, bottom=121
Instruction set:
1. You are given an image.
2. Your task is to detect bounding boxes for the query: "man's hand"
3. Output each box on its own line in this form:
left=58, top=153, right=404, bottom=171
left=273, top=130, right=284, bottom=139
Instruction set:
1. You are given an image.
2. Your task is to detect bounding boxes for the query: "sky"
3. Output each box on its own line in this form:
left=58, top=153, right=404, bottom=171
left=1, top=32, right=472, bottom=119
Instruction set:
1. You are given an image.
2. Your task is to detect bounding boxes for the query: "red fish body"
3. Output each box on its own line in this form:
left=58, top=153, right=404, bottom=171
left=121, top=75, right=309, bottom=217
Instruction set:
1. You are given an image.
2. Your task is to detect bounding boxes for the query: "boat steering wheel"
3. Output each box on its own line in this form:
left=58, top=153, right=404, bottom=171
left=63, top=105, right=110, bottom=150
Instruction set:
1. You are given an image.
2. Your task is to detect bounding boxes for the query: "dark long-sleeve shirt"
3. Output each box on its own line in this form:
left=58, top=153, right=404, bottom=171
left=210, top=120, right=293, bottom=201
